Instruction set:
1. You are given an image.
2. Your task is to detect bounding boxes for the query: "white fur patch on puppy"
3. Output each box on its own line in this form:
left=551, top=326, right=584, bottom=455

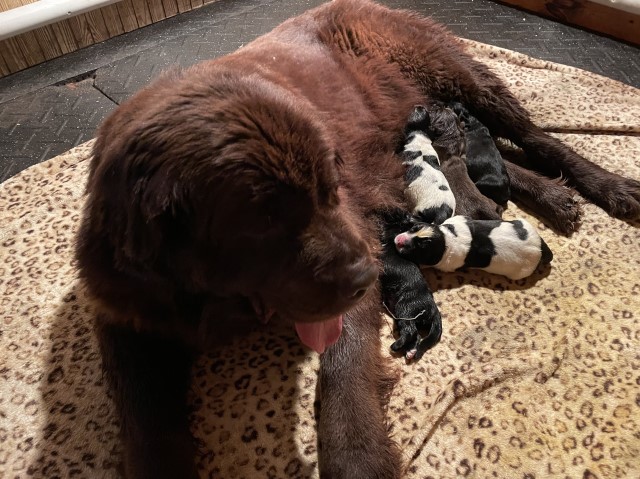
left=432, top=215, right=472, bottom=272
left=402, top=131, right=456, bottom=224
left=486, top=219, right=544, bottom=279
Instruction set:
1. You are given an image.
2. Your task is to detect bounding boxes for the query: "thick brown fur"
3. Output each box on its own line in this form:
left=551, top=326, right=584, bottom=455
left=505, top=160, right=583, bottom=235
left=76, top=1, right=640, bottom=477
left=441, top=154, right=503, bottom=220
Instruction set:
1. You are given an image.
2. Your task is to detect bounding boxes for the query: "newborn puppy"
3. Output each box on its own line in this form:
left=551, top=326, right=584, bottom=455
left=427, top=103, right=503, bottom=220
left=395, top=215, right=553, bottom=280
left=451, top=102, right=511, bottom=205
left=401, top=105, right=456, bottom=224
left=380, top=210, right=442, bottom=361
left=427, top=102, right=466, bottom=159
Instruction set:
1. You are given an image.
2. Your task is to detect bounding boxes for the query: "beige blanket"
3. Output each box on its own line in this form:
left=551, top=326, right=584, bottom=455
left=1, top=40, right=639, bottom=479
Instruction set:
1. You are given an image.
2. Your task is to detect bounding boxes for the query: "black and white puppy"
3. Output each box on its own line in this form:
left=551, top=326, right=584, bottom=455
left=401, top=105, right=456, bottom=224
left=394, top=215, right=553, bottom=280
left=451, top=102, right=511, bottom=205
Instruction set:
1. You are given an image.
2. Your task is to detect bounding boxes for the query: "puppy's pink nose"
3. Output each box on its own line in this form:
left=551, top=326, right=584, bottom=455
left=394, top=233, right=409, bottom=248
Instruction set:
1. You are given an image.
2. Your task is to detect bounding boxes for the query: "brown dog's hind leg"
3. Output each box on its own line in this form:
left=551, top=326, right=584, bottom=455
left=456, top=61, right=640, bottom=221
left=441, top=155, right=503, bottom=220
left=317, top=293, right=402, bottom=479
left=505, top=160, right=583, bottom=235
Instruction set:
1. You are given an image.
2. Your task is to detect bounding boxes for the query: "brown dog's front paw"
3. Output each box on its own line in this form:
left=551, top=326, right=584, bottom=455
left=600, top=177, right=640, bottom=220
left=550, top=193, right=583, bottom=235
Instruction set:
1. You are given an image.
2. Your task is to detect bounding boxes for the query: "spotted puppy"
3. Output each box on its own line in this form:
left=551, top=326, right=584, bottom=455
left=394, top=215, right=553, bottom=280
left=451, top=102, right=511, bottom=205
left=401, top=105, right=456, bottom=224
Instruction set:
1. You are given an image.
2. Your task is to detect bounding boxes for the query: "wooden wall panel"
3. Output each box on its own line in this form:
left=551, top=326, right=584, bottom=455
left=176, top=0, right=191, bottom=14
left=30, top=26, right=63, bottom=60
left=86, top=10, right=112, bottom=43
left=0, top=49, right=10, bottom=76
left=497, top=0, right=639, bottom=45
left=0, top=37, right=28, bottom=71
left=131, top=0, right=153, bottom=27
left=0, top=0, right=37, bottom=10
left=147, top=0, right=167, bottom=23
left=68, top=15, right=95, bottom=48
left=49, top=20, right=79, bottom=54
left=116, top=1, right=141, bottom=33
left=101, top=4, right=126, bottom=37
left=0, top=0, right=219, bottom=77
left=162, top=0, right=179, bottom=18
left=14, top=30, right=45, bottom=65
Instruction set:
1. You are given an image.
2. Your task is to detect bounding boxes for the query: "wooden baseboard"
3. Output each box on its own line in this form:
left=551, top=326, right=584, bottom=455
left=495, top=0, right=639, bottom=45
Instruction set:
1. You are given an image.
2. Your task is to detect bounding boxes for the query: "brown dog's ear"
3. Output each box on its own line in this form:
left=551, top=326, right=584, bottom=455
left=120, top=169, right=187, bottom=264
left=137, top=171, right=184, bottom=220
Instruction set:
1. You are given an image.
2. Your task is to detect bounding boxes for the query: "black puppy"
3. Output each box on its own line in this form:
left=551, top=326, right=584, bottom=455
left=451, top=102, right=511, bottom=205
left=380, top=210, right=442, bottom=361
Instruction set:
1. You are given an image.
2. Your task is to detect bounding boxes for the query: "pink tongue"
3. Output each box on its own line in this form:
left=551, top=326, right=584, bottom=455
left=295, top=316, right=344, bottom=354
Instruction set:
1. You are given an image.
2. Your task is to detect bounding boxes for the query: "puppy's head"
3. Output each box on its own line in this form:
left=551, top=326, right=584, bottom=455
left=450, top=101, right=481, bottom=132
left=83, top=71, right=377, bottom=353
left=394, top=223, right=446, bottom=266
left=428, top=102, right=466, bottom=158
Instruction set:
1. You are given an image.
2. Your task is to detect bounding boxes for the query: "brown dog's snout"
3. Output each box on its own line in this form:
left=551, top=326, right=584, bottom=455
left=339, top=257, right=378, bottom=302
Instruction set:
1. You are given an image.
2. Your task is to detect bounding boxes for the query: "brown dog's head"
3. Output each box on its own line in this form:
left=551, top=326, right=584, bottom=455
left=82, top=70, right=377, bottom=353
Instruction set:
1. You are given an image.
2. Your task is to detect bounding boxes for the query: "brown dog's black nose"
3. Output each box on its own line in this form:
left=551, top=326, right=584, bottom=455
left=342, top=259, right=378, bottom=301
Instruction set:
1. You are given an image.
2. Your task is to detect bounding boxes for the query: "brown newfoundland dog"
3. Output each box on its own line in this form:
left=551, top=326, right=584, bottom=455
left=76, top=0, right=640, bottom=477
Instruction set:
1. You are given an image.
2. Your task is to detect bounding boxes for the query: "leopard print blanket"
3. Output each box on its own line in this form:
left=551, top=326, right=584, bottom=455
left=1, top=40, right=639, bottom=479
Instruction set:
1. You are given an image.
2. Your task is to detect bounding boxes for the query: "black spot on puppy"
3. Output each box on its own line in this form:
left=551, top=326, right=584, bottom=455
left=511, top=220, right=529, bottom=240
left=405, top=164, right=423, bottom=183
left=463, top=220, right=501, bottom=268
left=421, top=154, right=440, bottom=169
left=415, top=204, right=454, bottom=225
left=443, top=223, right=457, bottom=236
left=438, top=184, right=449, bottom=191
left=403, top=150, right=422, bottom=161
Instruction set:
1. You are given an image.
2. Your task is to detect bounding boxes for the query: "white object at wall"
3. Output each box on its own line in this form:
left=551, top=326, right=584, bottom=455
left=0, top=0, right=120, bottom=41
left=589, top=0, right=640, bottom=15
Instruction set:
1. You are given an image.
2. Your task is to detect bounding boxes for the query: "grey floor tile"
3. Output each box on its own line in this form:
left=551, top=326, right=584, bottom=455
left=0, top=0, right=638, bottom=183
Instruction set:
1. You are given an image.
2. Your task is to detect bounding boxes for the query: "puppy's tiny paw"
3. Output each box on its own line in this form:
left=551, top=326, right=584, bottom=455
left=390, top=319, right=418, bottom=353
